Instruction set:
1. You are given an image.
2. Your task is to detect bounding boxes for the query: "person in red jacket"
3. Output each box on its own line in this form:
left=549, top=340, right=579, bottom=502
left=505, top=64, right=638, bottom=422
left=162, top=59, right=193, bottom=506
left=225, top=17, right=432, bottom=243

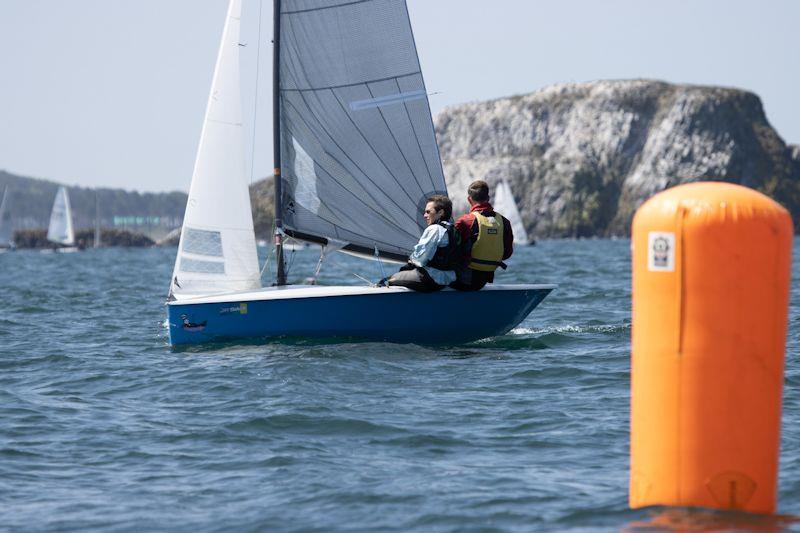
left=451, top=180, right=514, bottom=291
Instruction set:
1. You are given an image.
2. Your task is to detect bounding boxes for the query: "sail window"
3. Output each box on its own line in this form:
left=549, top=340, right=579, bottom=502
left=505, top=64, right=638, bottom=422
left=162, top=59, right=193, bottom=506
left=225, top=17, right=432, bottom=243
left=180, top=257, right=226, bottom=274
left=182, top=227, right=224, bottom=257
left=349, top=90, right=427, bottom=111
left=292, top=137, right=321, bottom=214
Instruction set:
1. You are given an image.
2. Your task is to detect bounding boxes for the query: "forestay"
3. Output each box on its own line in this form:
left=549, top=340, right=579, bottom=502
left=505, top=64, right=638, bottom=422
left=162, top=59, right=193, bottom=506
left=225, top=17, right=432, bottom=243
left=278, top=0, right=447, bottom=261
left=47, top=186, right=75, bottom=246
left=170, top=0, right=260, bottom=297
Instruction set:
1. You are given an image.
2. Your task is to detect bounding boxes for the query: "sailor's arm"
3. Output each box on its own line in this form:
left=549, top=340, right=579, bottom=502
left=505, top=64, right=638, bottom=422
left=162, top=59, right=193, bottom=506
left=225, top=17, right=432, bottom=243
left=409, top=225, right=444, bottom=267
left=502, top=216, right=514, bottom=260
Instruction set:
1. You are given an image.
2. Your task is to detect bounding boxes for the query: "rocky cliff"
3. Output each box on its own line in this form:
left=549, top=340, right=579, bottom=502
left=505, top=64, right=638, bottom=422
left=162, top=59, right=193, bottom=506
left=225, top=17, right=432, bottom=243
left=435, top=80, right=800, bottom=238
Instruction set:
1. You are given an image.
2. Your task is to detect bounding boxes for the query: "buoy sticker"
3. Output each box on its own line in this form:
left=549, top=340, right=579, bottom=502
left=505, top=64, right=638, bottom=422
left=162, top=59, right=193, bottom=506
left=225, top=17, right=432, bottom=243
left=648, top=232, right=675, bottom=272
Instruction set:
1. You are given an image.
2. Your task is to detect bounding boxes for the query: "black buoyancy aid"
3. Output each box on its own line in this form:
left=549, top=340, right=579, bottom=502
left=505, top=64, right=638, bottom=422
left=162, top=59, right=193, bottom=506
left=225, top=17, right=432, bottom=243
left=427, top=221, right=463, bottom=271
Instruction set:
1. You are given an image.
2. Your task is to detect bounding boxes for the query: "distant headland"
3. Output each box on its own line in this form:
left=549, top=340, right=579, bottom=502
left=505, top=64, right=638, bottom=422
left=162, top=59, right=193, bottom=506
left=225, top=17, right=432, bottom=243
left=0, top=171, right=187, bottom=247
left=435, top=79, right=800, bottom=238
left=4, top=80, right=798, bottom=243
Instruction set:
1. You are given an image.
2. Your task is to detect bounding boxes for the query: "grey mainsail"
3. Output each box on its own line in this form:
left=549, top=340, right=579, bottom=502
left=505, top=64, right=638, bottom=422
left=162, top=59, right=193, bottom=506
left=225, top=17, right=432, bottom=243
left=278, top=0, right=447, bottom=261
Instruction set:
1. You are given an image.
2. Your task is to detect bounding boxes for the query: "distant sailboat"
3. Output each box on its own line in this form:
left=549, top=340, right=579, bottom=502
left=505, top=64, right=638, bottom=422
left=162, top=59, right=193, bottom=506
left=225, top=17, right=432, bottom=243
left=494, top=179, right=534, bottom=245
left=46, top=186, right=78, bottom=252
left=0, top=186, right=14, bottom=251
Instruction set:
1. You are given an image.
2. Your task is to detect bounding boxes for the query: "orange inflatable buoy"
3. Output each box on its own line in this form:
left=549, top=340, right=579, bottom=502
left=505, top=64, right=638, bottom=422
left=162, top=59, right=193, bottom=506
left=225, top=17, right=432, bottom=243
left=629, top=182, right=793, bottom=514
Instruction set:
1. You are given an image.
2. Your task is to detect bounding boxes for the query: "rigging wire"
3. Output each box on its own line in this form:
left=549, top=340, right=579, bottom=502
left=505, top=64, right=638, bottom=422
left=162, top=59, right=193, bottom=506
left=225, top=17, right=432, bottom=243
left=310, top=246, right=326, bottom=284
left=285, top=242, right=297, bottom=278
left=374, top=244, right=387, bottom=284
left=259, top=219, right=277, bottom=279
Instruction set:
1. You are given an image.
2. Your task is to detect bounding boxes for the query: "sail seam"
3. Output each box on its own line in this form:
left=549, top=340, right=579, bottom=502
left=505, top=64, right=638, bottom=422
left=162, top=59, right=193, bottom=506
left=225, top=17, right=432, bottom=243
left=393, top=77, right=438, bottom=193
left=207, top=119, right=243, bottom=127
left=281, top=100, right=419, bottom=233
left=281, top=76, right=421, bottom=232
left=182, top=223, right=258, bottom=232
left=180, top=252, right=225, bottom=260
left=330, top=90, right=421, bottom=207
left=365, top=83, right=427, bottom=201
left=280, top=71, right=421, bottom=93
left=282, top=0, right=375, bottom=16
left=281, top=117, right=420, bottom=242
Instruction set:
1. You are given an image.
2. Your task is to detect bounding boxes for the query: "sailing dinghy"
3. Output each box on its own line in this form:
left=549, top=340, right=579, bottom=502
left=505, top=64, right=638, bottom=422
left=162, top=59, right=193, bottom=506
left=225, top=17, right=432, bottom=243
left=494, top=179, right=534, bottom=245
left=46, top=186, right=78, bottom=252
left=0, top=186, right=14, bottom=251
left=166, top=0, right=554, bottom=345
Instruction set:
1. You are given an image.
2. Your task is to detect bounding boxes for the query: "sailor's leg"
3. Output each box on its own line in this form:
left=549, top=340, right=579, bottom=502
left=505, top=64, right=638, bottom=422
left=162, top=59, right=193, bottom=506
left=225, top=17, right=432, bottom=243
left=388, top=267, right=442, bottom=293
left=450, top=268, right=489, bottom=291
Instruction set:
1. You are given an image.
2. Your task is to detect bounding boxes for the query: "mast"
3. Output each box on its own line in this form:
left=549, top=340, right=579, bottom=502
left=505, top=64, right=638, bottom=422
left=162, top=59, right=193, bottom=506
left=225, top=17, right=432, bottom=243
left=272, top=0, right=286, bottom=286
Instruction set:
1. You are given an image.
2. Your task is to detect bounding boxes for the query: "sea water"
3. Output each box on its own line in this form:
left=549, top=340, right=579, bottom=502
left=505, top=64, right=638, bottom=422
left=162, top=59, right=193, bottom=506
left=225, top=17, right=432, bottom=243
left=1, top=240, right=798, bottom=531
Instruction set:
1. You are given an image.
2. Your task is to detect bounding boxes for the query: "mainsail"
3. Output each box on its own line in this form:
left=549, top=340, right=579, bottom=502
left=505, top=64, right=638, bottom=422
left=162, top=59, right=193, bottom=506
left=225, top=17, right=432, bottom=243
left=0, top=186, right=12, bottom=246
left=494, top=180, right=530, bottom=245
left=47, top=186, right=75, bottom=246
left=170, top=0, right=260, bottom=296
left=277, top=0, right=447, bottom=261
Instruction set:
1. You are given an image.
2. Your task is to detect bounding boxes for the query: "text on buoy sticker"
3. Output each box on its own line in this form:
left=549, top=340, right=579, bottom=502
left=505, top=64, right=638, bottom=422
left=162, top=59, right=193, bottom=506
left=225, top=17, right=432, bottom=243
left=648, top=232, right=675, bottom=272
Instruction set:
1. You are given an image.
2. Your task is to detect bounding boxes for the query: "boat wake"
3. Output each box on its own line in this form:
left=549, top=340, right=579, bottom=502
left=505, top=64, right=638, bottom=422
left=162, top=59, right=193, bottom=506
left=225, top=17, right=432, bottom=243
left=469, top=322, right=631, bottom=351
left=510, top=322, right=630, bottom=336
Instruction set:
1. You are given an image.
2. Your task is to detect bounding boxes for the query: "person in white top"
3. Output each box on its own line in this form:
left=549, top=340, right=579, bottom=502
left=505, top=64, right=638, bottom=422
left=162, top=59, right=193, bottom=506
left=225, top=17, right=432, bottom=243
left=384, top=195, right=460, bottom=292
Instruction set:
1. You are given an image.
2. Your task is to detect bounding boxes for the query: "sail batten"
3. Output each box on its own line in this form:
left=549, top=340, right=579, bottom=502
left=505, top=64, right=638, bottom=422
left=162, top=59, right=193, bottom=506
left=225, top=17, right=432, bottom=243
left=281, top=72, right=422, bottom=93
left=282, top=0, right=376, bottom=16
left=278, top=0, right=447, bottom=260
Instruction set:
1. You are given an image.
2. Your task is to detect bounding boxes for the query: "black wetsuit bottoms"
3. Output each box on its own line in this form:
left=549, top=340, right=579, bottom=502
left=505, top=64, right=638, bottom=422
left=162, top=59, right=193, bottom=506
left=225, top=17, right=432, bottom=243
left=449, top=268, right=491, bottom=291
left=387, top=264, right=443, bottom=293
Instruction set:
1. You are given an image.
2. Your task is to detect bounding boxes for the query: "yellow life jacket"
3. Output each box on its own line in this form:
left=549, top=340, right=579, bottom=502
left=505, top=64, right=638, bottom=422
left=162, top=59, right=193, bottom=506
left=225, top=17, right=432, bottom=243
left=469, top=211, right=505, bottom=272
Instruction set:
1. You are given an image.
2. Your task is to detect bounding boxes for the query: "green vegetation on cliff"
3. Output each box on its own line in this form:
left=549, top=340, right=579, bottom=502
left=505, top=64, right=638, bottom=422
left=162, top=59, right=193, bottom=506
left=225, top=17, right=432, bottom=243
left=14, top=228, right=154, bottom=249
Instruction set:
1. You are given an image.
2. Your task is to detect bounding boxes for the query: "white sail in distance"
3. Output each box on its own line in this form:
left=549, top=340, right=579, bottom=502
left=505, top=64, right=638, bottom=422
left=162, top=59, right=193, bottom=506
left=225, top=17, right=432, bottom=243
left=170, top=0, right=260, bottom=297
left=0, top=186, right=12, bottom=246
left=47, top=186, right=75, bottom=246
left=493, top=180, right=530, bottom=245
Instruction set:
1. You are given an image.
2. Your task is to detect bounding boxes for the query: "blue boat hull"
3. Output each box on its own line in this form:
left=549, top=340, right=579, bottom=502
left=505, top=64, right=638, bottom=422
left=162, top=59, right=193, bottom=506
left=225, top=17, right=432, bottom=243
left=167, top=285, right=553, bottom=346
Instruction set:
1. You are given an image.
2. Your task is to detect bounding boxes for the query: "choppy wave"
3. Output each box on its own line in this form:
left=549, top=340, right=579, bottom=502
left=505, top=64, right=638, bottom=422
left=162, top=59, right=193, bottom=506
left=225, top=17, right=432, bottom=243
left=1, top=242, right=798, bottom=531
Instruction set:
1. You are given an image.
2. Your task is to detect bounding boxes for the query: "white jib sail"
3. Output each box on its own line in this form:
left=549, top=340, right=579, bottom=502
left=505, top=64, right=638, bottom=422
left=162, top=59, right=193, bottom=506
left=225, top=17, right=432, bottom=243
left=493, top=180, right=530, bottom=245
left=47, top=186, right=75, bottom=246
left=170, top=0, right=260, bottom=297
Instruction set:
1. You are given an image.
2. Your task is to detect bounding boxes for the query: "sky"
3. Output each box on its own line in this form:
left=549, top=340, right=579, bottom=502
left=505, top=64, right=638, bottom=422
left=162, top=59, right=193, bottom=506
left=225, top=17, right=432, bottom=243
left=0, top=0, right=798, bottom=193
